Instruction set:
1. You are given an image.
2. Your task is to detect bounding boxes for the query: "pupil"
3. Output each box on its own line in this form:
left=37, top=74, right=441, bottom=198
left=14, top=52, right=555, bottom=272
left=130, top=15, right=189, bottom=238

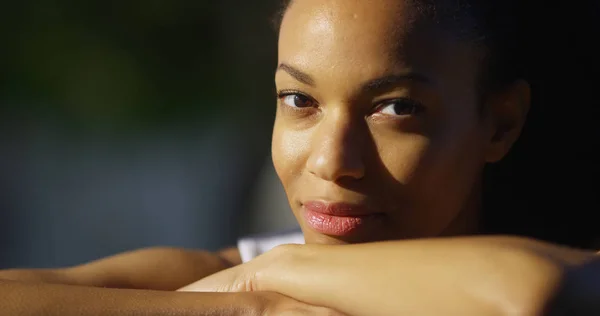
left=394, top=102, right=413, bottom=115
left=294, top=95, right=309, bottom=107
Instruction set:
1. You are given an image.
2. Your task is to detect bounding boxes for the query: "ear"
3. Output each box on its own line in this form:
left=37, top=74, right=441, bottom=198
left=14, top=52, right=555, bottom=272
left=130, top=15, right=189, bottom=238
left=483, top=79, right=531, bottom=163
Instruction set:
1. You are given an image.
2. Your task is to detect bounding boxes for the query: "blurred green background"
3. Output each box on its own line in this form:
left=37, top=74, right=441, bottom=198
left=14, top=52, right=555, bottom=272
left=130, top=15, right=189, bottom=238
left=0, top=0, right=298, bottom=268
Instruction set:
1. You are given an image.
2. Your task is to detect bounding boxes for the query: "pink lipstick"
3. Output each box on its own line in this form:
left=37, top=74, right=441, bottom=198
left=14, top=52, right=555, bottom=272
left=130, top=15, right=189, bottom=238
left=302, top=200, right=383, bottom=236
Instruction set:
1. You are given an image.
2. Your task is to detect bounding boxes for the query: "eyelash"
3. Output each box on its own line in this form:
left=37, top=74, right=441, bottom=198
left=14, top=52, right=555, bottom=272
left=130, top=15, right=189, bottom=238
left=276, top=90, right=425, bottom=117
left=374, top=98, right=425, bottom=116
left=277, top=90, right=315, bottom=104
left=276, top=90, right=318, bottom=117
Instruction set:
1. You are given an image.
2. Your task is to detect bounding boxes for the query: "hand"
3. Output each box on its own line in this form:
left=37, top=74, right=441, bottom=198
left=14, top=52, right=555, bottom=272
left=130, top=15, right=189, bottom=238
left=177, top=244, right=298, bottom=293
left=178, top=245, right=347, bottom=315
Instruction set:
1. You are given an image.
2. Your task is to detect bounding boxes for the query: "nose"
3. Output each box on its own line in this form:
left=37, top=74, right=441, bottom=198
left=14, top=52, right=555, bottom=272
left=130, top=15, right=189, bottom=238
left=306, top=110, right=365, bottom=182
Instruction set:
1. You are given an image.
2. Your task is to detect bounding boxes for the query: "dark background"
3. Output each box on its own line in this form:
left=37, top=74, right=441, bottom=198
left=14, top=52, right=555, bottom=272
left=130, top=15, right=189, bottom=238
left=0, top=0, right=299, bottom=268
left=1, top=1, right=598, bottom=269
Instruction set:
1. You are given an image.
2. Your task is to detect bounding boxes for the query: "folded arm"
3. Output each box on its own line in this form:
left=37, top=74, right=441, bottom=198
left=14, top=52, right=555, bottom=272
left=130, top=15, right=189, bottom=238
left=0, top=246, right=344, bottom=315
left=0, top=246, right=240, bottom=290
left=0, top=247, right=254, bottom=315
left=182, top=236, right=598, bottom=316
left=1, top=280, right=269, bottom=316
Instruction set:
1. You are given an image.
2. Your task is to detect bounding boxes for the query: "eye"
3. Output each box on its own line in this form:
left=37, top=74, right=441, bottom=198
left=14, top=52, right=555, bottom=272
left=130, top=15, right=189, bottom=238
left=376, top=98, right=424, bottom=116
left=279, top=92, right=316, bottom=108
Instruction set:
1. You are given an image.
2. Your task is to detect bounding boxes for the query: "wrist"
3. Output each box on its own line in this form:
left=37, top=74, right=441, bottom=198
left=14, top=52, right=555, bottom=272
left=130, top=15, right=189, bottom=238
left=257, top=243, right=306, bottom=287
left=252, top=244, right=306, bottom=291
left=255, top=244, right=330, bottom=304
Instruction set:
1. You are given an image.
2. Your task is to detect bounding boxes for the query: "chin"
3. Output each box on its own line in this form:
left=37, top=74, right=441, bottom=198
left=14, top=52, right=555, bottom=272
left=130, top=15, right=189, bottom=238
left=305, top=233, right=352, bottom=245
left=301, top=227, right=389, bottom=245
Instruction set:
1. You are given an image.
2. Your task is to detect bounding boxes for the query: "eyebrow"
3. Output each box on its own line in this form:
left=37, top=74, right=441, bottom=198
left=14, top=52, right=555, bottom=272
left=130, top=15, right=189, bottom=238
left=362, top=73, right=430, bottom=91
left=276, top=63, right=430, bottom=90
left=277, top=63, right=315, bottom=86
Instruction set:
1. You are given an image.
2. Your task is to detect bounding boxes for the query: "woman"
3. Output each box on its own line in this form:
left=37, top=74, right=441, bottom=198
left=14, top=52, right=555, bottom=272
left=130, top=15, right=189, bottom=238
left=1, top=0, right=598, bottom=315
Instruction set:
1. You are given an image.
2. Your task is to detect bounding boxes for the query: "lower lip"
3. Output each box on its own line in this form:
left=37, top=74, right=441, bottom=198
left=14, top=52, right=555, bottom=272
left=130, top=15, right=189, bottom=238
left=302, top=208, right=382, bottom=236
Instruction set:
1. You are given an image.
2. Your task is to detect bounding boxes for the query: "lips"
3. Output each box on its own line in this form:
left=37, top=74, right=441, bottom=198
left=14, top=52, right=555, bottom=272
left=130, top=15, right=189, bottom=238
left=301, top=200, right=384, bottom=236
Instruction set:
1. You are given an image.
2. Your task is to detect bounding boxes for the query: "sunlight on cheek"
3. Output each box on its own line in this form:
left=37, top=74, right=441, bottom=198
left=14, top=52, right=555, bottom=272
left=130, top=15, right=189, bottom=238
left=272, top=127, right=312, bottom=180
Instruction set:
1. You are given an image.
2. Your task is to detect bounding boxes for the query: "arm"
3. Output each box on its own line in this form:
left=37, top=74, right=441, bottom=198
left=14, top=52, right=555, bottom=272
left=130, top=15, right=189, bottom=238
left=0, top=246, right=241, bottom=290
left=1, top=279, right=346, bottom=315
left=269, top=238, right=592, bottom=316
left=0, top=247, right=342, bottom=315
left=1, top=280, right=264, bottom=316
left=181, top=237, right=597, bottom=316
left=0, top=247, right=243, bottom=314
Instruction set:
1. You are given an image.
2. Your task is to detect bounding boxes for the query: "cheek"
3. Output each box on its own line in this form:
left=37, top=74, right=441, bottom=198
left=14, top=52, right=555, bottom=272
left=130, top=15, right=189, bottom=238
left=373, top=116, right=485, bottom=205
left=271, top=121, right=311, bottom=191
left=402, top=121, right=485, bottom=207
left=375, top=133, right=431, bottom=184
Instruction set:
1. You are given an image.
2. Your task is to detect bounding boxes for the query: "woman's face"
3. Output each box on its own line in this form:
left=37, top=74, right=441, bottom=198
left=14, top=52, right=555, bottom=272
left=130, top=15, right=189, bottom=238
left=272, top=0, right=500, bottom=245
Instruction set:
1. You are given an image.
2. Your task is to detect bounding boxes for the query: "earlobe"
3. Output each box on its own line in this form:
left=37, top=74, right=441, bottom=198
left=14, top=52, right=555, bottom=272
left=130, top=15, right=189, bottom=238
left=484, top=80, right=531, bottom=163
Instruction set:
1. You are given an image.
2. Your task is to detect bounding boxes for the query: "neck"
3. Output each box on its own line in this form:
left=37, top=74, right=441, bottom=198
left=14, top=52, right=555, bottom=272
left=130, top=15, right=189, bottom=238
left=439, top=178, right=482, bottom=237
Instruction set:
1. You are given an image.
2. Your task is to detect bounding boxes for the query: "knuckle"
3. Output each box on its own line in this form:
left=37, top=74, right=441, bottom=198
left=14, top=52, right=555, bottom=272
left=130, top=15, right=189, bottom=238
left=235, top=274, right=256, bottom=292
left=270, top=243, right=299, bottom=256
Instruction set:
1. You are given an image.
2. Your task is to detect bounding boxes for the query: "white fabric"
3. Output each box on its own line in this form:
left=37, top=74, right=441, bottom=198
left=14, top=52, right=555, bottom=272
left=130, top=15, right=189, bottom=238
left=237, top=230, right=305, bottom=263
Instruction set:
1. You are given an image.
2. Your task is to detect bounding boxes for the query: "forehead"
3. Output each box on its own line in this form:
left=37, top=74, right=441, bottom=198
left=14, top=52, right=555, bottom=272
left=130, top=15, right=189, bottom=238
left=278, top=0, right=480, bottom=89
left=279, top=0, right=410, bottom=68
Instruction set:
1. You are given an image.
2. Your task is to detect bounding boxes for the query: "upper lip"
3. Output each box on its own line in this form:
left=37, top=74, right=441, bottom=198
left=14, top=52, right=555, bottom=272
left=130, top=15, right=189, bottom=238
left=302, top=200, right=380, bottom=216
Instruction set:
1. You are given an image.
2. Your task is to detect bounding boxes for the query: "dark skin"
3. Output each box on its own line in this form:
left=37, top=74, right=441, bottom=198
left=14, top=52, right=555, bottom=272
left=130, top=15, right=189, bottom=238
left=271, top=0, right=528, bottom=245
left=1, top=0, right=597, bottom=314
left=0, top=248, right=344, bottom=315
left=179, top=1, right=598, bottom=315
left=0, top=247, right=241, bottom=290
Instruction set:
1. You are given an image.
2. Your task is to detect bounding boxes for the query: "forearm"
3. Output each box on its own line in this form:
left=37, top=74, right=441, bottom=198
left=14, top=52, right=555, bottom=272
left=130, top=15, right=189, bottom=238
left=268, top=237, right=593, bottom=316
left=0, top=247, right=237, bottom=290
left=1, top=279, right=262, bottom=316
left=0, top=268, right=79, bottom=285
